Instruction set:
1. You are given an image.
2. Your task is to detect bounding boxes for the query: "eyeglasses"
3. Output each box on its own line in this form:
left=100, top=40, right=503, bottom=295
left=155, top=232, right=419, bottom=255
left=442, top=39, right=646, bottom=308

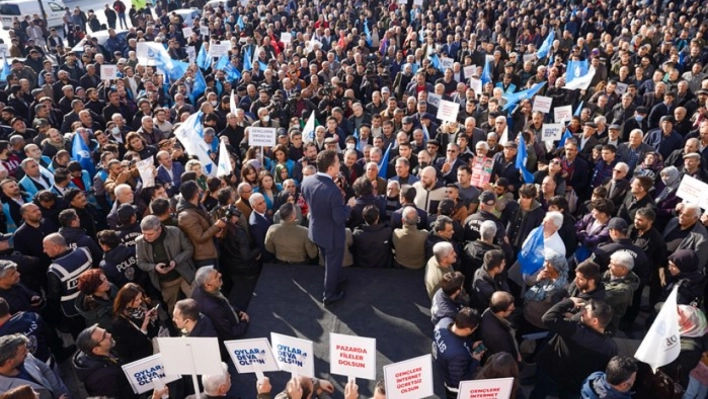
left=447, top=150, right=457, bottom=153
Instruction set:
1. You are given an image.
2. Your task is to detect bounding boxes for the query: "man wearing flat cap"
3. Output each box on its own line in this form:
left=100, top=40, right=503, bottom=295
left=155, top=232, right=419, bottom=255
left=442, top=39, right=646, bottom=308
left=681, top=152, right=708, bottom=183
left=578, top=121, right=600, bottom=159
left=643, top=115, right=683, bottom=160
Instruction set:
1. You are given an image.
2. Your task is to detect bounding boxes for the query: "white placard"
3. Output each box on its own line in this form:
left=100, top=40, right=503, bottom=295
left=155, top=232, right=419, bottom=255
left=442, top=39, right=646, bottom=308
left=398, top=0, right=406, bottom=4
left=0, top=44, right=8, bottom=56
left=183, top=27, right=193, bottom=38
left=469, top=77, right=482, bottom=96
left=186, top=46, right=196, bottom=64
left=532, top=95, right=552, bottom=113
left=248, top=127, right=277, bottom=147
left=121, top=354, right=181, bottom=395
left=427, top=93, right=441, bottom=108
left=523, top=53, right=536, bottom=63
left=440, top=57, right=454, bottom=69
left=383, top=355, right=434, bottom=399
left=200, top=26, right=209, bottom=37
left=329, top=333, right=377, bottom=380
left=100, top=64, right=118, bottom=80
left=456, top=378, right=515, bottom=399
left=271, top=333, right=315, bottom=378
left=281, top=32, right=292, bottom=43
left=224, top=338, right=280, bottom=375
left=676, top=175, right=708, bottom=209
left=437, top=99, right=460, bottom=122
left=463, top=65, right=476, bottom=78
left=413, top=0, right=423, bottom=5
left=541, top=123, right=564, bottom=141
left=136, top=155, right=155, bottom=188
left=156, top=337, right=223, bottom=376
left=615, top=82, right=628, bottom=95
left=209, top=41, right=230, bottom=58
left=554, top=105, right=573, bottom=123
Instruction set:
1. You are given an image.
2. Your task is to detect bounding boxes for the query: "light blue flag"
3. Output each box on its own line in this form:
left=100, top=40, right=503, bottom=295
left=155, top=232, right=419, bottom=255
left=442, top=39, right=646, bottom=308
left=481, top=59, right=492, bottom=85
left=565, top=60, right=589, bottom=85
left=419, top=25, right=425, bottom=43
left=215, top=54, right=229, bottom=70
left=536, top=30, right=555, bottom=60
left=258, top=61, right=268, bottom=72
left=574, top=101, right=584, bottom=117
left=223, top=61, right=241, bottom=81
left=162, top=59, right=189, bottom=82
left=364, top=18, right=372, bottom=46
left=196, top=44, right=211, bottom=70
left=243, top=47, right=253, bottom=71
left=71, top=133, right=96, bottom=178
left=430, top=54, right=444, bottom=72
left=558, top=128, right=574, bottom=148
left=378, top=143, right=392, bottom=179
left=0, top=56, right=9, bottom=82
left=190, top=69, right=207, bottom=104
left=502, top=82, right=546, bottom=111
left=237, top=15, right=244, bottom=30
left=515, top=134, right=535, bottom=184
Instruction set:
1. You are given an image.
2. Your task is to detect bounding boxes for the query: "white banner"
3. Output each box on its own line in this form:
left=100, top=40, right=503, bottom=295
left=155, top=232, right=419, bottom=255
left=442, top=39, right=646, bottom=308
left=136, top=156, right=155, bottom=188
left=280, top=32, right=292, bottom=43
left=463, top=65, right=476, bottom=79
left=248, top=127, right=277, bottom=147
left=427, top=93, right=441, bottom=108
left=224, top=338, right=279, bottom=377
left=676, top=175, right=708, bottom=209
left=329, top=333, right=377, bottom=380
left=271, top=333, right=315, bottom=378
left=532, top=95, right=552, bottom=113
left=100, top=64, right=118, bottom=80
left=440, top=57, right=454, bottom=69
left=541, top=123, right=564, bottom=141
left=457, top=378, right=514, bottom=399
left=553, top=105, right=573, bottom=123
left=436, top=99, right=460, bottom=122
left=383, top=355, right=434, bottom=399
left=209, top=41, right=230, bottom=58
left=121, top=354, right=181, bottom=395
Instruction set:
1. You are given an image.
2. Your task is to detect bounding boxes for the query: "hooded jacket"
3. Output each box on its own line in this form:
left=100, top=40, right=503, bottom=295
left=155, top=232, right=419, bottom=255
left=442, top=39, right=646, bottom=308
left=75, top=284, right=118, bottom=330
left=73, top=350, right=136, bottom=398
left=176, top=197, right=220, bottom=261
left=580, top=371, right=633, bottom=399
left=602, top=270, right=640, bottom=334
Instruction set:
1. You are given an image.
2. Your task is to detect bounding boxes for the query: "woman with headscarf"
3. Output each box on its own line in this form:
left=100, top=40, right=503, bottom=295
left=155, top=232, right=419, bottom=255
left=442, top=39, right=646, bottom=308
left=658, top=249, right=706, bottom=307
left=653, top=165, right=681, bottom=231
left=522, top=251, right=569, bottom=330
left=637, top=305, right=708, bottom=399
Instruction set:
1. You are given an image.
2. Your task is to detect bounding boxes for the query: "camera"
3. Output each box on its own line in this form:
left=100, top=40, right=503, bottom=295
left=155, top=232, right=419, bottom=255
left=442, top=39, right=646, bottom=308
left=223, top=205, right=242, bottom=219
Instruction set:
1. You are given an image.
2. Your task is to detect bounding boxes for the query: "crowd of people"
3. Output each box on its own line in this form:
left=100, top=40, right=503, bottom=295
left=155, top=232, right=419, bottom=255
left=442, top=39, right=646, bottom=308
left=0, top=0, right=705, bottom=397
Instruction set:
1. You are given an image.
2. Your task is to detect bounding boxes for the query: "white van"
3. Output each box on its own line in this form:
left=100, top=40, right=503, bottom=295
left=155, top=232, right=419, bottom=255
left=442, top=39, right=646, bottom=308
left=0, top=0, right=67, bottom=31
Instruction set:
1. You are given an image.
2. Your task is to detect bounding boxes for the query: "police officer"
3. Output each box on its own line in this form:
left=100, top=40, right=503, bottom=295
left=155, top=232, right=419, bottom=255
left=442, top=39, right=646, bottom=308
left=43, top=233, right=92, bottom=339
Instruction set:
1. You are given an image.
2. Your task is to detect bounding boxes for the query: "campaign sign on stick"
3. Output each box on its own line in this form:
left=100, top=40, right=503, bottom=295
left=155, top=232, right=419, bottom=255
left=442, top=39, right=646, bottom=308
left=469, top=77, right=482, bottom=96
left=101, top=65, right=118, bottom=80
left=200, top=26, right=209, bottom=37
left=329, top=333, right=377, bottom=380
left=183, top=27, right=193, bottom=38
left=456, top=378, right=514, bottom=399
left=209, top=41, right=230, bottom=58
left=121, top=354, right=181, bottom=394
left=383, top=355, right=434, bottom=399
left=249, top=127, right=277, bottom=147
left=225, top=338, right=279, bottom=379
left=463, top=65, right=476, bottom=78
left=437, top=100, right=460, bottom=122
left=554, top=105, right=573, bottom=123
left=271, top=333, right=315, bottom=378
left=541, top=123, right=564, bottom=141
left=427, top=93, right=441, bottom=108
left=441, top=57, right=454, bottom=69
left=532, top=96, right=552, bottom=113
left=676, top=175, right=708, bottom=209
left=156, top=337, right=223, bottom=376
left=281, top=32, right=292, bottom=43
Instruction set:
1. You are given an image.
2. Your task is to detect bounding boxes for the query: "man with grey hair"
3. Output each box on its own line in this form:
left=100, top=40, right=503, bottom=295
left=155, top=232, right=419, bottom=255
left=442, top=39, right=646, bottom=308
left=136, top=215, right=196, bottom=313
left=425, top=241, right=456, bottom=299
left=664, top=203, right=708, bottom=274
left=107, top=183, right=147, bottom=230
left=248, top=192, right=273, bottom=263
left=463, top=220, right=499, bottom=286
left=540, top=211, right=566, bottom=256
left=392, top=206, right=428, bottom=269
left=44, top=232, right=92, bottom=338
left=0, top=334, right=69, bottom=398
left=601, top=251, right=639, bottom=335
left=191, top=266, right=250, bottom=341
left=73, top=324, right=134, bottom=398
left=187, top=362, right=272, bottom=399
left=18, top=158, right=51, bottom=197
left=265, top=203, right=318, bottom=264
left=235, top=182, right=253, bottom=221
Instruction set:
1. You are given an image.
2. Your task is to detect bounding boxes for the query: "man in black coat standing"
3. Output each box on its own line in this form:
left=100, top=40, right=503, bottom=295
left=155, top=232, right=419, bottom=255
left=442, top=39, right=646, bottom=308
left=479, top=291, right=520, bottom=363
left=191, top=266, right=249, bottom=341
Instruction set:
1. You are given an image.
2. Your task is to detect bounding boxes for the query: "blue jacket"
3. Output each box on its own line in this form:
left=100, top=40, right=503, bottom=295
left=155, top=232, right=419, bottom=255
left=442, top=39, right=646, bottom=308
left=432, top=318, right=479, bottom=389
left=301, top=174, right=351, bottom=249
left=156, top=161, right=185, bottom=196
left=581, top=372, right=633, bottom=399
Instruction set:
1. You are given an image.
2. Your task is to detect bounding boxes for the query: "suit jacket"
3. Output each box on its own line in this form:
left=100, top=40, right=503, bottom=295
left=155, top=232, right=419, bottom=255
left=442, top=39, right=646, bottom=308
left=578, top=134, right=600, bottom=160
left=248, top=211, right=272, bottom=261
left=603, top=179, right=631, bottom=210
left=434, top=157, right=466, bottom=184
left=0, top=354, right=69, bottom=399
left=156, top=161, right=185, bottom=196
left=301, top=174, right=350, bottom=249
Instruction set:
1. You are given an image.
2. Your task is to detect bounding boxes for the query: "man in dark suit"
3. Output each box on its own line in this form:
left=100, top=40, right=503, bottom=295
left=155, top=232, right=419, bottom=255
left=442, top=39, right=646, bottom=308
left=247, top=193, right=272, bottom=263
left=434, top=143, right=467, bottom=184
left=561, top=138, right=591, bottom=200
left=155, top=150, right=184, bottom=196
left=577, top=122, right=600, bottom=160
left=301, top=150, right=356, bottom=305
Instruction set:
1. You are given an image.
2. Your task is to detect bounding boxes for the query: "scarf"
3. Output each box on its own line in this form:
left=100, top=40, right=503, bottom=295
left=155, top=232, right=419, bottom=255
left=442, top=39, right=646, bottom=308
left=679, top=305, right=708, bottom=338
